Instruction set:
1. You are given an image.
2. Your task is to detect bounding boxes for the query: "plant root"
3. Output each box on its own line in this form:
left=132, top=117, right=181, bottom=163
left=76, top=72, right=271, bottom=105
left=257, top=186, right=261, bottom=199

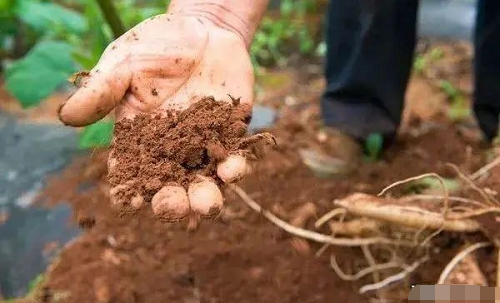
left=334, top=193, right=480, bottom=232
left=470, top=156, right=500, bottom=181
left=315, top=208, right=346, bottom=229
left=359, top=255, right=430, bottom=294
left=328, top=219, right=382, bottom=237
left=437, top=242, right=491, bottom=284
left=329, top=254, right=403, bottom=282
left=230, top=185, right=412, bottom=247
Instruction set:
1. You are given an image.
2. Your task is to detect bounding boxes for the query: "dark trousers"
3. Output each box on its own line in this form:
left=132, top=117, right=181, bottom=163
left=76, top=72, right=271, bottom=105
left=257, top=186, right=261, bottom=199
left=322, top=0, right=500, bottom=141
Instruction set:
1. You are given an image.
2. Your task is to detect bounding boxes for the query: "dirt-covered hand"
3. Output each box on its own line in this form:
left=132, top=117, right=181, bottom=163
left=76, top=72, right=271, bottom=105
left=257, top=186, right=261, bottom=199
left=58, top=14, right=254, bottom=220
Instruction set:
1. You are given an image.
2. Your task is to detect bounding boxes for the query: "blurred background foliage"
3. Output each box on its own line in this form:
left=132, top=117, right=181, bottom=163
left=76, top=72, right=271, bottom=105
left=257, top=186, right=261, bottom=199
left=0, top=0, right=323, bottom=147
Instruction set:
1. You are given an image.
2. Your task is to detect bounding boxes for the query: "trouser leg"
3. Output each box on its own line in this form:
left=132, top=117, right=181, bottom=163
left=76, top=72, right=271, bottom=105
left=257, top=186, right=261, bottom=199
left=474, top=0, right=500, bottom=141
left=322, top=0, right=419, bottom=141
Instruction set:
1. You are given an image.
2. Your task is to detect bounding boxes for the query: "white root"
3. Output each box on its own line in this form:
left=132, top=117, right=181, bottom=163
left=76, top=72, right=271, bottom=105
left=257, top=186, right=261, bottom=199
left=447, top=163, right=498, bottom=207
left=315, top=209, right=348, bottom=257
left=335, top=193, right=481, bottom=232
left=470, top=156, right=500, bottom=181
left=329, top=219, right=382, bottom=236
left=446, top=207, right=500, bottom=220
left=400, top=194, right=486, bottom=208
left=315, top=208, right=346, bottom=229
left=330, top=254, right=403, bottom=282
left=437, top=242, right=492, bottom=284
left=419, top=226, right=445, bottom=248
left=359, top=255, right=430, bottom=294
left=378, top=173, right=449, bottom=215
left=441, top=252, right=488, bottom=285
left=230, top=185, right=412, bottom=247
left=362, top=245, right=381, bottom=291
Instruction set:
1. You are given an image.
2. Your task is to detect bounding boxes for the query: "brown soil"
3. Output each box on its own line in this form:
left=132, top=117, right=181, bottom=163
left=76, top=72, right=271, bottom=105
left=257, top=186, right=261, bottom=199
left=33, top=104, right=497, bottom=303
left=17, top=42, right=499, bottom=303
left=109, top=97, right=253, bottom=210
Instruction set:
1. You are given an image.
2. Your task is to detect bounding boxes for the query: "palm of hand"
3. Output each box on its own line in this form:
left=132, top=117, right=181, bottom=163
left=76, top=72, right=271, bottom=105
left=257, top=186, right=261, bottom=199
left=59, top=14, right=255, bottom=220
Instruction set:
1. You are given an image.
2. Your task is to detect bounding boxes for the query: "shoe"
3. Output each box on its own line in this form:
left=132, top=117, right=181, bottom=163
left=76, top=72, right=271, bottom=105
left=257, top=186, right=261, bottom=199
left=298, top=127, right=362, bottom=177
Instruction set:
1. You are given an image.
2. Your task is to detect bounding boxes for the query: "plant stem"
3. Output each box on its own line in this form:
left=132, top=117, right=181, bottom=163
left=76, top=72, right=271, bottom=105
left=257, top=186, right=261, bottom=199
left=95, top=0, right=126, bottom=38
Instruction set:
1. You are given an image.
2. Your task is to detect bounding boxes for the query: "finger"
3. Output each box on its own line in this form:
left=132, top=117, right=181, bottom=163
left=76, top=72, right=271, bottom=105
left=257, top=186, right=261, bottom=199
left=109, top=184, right=129, bottom=207
left=59, top=55, right=131, bottom=127
left=109, top=181, right=143, bottom=210
left=188, top=177, right=224, bottom=218
left=217, top=154, right=250, bottom=183
left=151, top=185, right=190, bottom=222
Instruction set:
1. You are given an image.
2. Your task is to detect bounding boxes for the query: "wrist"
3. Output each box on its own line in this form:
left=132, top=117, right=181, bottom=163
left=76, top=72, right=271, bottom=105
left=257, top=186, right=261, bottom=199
left=167, top=0, right=267, bottom=47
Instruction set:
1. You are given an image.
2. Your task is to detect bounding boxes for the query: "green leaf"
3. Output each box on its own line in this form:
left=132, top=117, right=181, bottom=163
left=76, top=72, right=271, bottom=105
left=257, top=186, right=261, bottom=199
left=429, top=47, right=444, bottom=61
left=79, top=120, right=114, bottom=149
left=0, top=0, right=16, bottom=15
left=298, top=28, right=314, bottom=54
left=81, top=0, right=111, bottom=68
left=413, top=54, right=427, bottom=73
left=439, top=80, right=459, bottom=99
left=364, top=133, right=383, bottom=162
left=280, top=0, right=294, bottom=16
left=448, top=105, right=472, bottom=121
left=5, top=41, right=76, bottom=107
left=17, top=1, right=87, bottom=34
left=27, top=274, right=44, bottom=294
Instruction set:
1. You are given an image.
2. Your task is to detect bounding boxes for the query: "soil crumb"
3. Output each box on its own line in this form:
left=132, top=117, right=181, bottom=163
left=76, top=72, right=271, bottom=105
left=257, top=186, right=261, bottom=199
left=109, top=97, right=252, bottom=207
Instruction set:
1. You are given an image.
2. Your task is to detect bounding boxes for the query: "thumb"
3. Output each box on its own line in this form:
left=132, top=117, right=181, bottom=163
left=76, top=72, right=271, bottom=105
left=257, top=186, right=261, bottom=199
left=58, top=56, right=131, bottom=127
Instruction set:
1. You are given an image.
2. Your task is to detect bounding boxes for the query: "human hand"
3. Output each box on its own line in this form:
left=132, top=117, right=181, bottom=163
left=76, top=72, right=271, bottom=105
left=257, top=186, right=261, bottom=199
left=58, top=12, right=254, bottom=220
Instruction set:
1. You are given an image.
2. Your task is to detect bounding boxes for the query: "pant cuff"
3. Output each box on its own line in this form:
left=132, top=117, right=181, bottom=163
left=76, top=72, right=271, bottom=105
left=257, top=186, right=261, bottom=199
left=321, top=97, right=398, bottom=142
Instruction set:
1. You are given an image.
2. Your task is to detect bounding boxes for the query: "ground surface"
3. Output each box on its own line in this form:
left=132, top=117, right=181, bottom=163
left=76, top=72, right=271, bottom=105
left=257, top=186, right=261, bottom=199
left=2, top=42, right=499, bottom=303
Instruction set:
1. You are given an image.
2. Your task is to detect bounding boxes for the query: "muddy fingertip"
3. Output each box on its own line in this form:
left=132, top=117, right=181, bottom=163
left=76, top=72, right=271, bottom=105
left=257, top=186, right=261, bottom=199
left=109, top=184, right=130, bottom=207
left=188, top=177, right=224, bottom=218
left=130, top=194, right=144, bottom=209
left=217, top=154, right=249, bottom=183
left=151, top=185, right=190, bottom=222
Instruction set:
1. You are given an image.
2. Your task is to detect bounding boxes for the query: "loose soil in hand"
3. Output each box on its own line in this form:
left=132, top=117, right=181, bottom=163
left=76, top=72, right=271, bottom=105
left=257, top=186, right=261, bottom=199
left=109, top=97, right=252, bottom=207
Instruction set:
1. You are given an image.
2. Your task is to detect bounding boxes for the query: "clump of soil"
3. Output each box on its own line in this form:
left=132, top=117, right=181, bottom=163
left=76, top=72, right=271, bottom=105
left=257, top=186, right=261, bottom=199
left=108, top=97, right=253, bottom=207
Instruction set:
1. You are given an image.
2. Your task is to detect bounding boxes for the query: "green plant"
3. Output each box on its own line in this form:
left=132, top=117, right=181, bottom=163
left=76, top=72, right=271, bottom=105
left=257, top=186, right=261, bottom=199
left=0, top=274, right=45, bottom=302
left=27, top=274, right=44, bottom=294
left=5, top=41, right=76, bottom=107
left=251, top=0, right=317, bottom=69
left=439, top=80, right=471, bottom=121
left=2, top=0, right=86, bottom=105
left=363, top=133, right=383, bottom=162
left=1, top=0, right=166, bottom=148
left=413, top=47, right=444, bottom=74
left=2, top=0, right=318, bottom=148
left=413, top=54, right=427, bottom=74
left=78, top=120, right=114, bottom=149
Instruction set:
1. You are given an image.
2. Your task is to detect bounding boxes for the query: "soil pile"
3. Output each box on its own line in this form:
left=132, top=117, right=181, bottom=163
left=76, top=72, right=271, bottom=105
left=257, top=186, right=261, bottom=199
left=109, top=97, right=252, bottom=207
left=33, top=111, right=496, bottom=303
left=24, top=42, right=499, bottom=302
